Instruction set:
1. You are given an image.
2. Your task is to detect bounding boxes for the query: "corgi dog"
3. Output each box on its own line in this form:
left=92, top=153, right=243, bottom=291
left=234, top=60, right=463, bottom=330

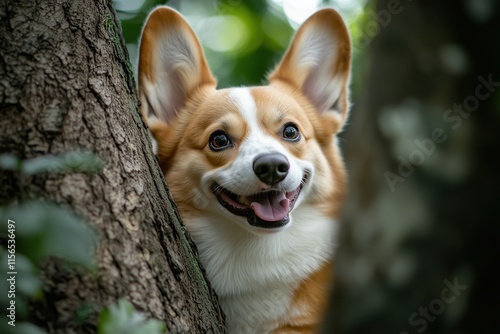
left=138, top=6, right=351, bottom=333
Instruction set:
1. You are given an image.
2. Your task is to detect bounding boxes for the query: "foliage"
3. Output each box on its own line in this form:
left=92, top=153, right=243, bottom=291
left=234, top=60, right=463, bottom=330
left=0, top=152, right=101, bottom=334
left=98, top=300, right=167, bottom=334
left=0, top=150, right=167, bottom=333
left=0, top=202, right=97, bottom=265
left=0, top=150, right=104, bottom=175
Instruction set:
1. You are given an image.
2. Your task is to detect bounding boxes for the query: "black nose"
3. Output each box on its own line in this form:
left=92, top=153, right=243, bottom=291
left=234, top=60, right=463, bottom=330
left=253, top=153, right=290, bottom=186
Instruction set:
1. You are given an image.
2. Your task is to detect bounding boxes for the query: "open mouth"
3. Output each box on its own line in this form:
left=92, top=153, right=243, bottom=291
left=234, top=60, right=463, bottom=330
left=210, top=177, right=306, bottom=229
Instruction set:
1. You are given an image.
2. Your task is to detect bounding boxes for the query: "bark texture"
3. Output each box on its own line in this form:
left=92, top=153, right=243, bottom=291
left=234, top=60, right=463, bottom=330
left=322, top=0, right=499, bottom=333
left=0, top=0, right=225, bottom=333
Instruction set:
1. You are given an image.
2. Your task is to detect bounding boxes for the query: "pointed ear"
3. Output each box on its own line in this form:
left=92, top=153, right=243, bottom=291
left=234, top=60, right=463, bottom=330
left=268, top=9, right=351, bottom=119
left=138, top=6, right=216, bottom=123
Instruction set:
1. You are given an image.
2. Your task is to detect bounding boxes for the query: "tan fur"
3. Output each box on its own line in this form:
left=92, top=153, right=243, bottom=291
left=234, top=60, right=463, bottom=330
left=273, top=262, right=333, bottom=333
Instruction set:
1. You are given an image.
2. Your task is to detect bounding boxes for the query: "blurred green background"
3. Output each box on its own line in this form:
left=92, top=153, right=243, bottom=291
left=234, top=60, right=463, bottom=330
left=114, top=0, right=368, bottom=92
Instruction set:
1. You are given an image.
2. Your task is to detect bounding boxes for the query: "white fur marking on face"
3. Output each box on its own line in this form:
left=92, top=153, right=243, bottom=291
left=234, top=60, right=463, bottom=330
left=229, top=88, right=261, bottom=135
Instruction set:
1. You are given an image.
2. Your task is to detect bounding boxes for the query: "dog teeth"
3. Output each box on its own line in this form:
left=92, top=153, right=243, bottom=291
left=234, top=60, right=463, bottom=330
left=239, top=196, right=250, bottom=205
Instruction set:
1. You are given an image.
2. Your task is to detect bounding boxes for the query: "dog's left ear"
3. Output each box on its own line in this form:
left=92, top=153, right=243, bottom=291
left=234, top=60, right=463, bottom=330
left=269, top=9, right=351, bottom=123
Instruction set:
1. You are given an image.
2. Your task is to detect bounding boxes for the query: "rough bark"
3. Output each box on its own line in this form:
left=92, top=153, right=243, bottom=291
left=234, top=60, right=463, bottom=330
left=0, top=0, right=225, bottom=333
left=322, top=0, right=499, bottom=333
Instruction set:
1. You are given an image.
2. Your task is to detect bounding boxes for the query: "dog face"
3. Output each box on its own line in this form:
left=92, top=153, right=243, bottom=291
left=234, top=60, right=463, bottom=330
left=138, top=6, right=351, bottom=235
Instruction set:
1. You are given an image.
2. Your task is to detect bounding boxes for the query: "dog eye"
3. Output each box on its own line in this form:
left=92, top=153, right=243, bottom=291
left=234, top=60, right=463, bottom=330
left=282, top=123, right=300, bottom=141
left=209, top=131, right=232, bottom=151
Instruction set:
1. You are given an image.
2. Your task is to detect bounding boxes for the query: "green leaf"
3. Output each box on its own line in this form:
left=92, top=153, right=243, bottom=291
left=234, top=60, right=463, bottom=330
left=21, top=155, right=65, bottom=175
left=0, top=151, right=103, bottom=175
left=0, top=201, right=97, bottom=266
left=21, top=151, right=104, bottom=175
left=75, top=303, right=100, bottom=325
left=1, top=322, right=49, bottom=334
left=15, top=253, right=43, bottom=297
left=0, top=154, right=21, bottom=171
left=0, top=250, right=32, bottom=317
left=0, top=206, right=44, bottom=236
left=42, top=204, right=97, bottom=266
left=55, top=150, right=104, bottom=173
left=98, top=300, right=166, bottom=334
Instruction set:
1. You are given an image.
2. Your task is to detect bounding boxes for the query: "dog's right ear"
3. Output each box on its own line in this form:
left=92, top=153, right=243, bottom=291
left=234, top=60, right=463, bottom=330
left=138, top=6, right=216, bottom=123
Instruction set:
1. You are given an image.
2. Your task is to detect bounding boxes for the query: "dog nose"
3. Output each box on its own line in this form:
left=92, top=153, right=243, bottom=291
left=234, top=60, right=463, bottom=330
left=253, top=153, right=290, bottom=186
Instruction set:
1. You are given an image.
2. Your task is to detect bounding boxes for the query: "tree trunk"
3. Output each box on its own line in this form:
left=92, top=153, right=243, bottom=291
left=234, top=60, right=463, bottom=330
left=322, top=0, right=499, bottom=333
left=0, top=0, right=225, bottom=333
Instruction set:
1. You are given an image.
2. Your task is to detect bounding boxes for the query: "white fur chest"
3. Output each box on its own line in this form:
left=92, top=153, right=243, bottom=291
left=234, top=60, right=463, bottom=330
left=188, top=205, right=338, bottom=333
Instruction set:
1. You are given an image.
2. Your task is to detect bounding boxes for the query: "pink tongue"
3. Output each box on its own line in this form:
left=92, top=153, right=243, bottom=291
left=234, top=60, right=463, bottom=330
left=250, top=192, right=290, bottom=222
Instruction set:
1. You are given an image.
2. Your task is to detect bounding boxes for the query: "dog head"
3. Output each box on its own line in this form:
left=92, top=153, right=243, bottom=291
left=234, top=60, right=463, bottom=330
left=138, top=7, right=351, bottom=234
